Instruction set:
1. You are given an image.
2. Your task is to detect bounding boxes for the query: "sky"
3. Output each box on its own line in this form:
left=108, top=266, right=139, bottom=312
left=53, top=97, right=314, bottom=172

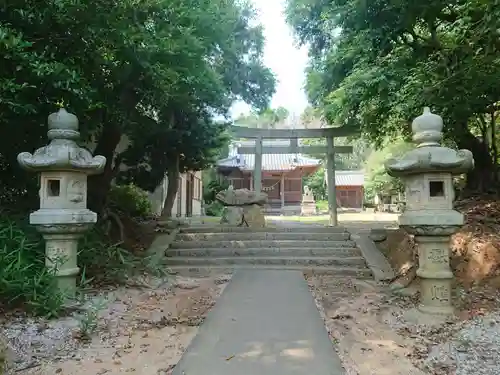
left=229, top=0, right=310, bottom=119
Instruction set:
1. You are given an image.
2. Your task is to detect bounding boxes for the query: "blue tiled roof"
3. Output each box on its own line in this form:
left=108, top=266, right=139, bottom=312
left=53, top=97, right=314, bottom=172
left=217, top=139, right=321, bottom=171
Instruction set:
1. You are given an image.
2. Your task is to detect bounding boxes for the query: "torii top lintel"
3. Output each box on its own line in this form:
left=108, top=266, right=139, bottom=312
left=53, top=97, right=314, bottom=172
left=229, top=125, right=357, bottom=139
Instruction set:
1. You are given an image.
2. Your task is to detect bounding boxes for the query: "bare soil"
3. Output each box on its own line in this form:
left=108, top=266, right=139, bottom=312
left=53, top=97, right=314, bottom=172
left=314, top=197, right=499, bottom=375
left=6, top=274, right=231, bottom=375
left=378, top=197, right=500, bottom=288
left=307, top=273, right=500, bottom=375
left=308, top=274, right=427, bottom=375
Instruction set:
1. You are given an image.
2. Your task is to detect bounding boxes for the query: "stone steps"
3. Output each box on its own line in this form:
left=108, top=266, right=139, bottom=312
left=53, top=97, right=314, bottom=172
left=166, top=247, right=362, bottom=258
left=167, top=265, right=373, bottom=278
left=166, top=255, right=367, bottom=267
left=180, top=226, right=347, bottom=233
left=170, top=239, right=357, bottom=249
left=176, top=232, right=351, bottom=241
left=166, top=225, right=373, bottom=278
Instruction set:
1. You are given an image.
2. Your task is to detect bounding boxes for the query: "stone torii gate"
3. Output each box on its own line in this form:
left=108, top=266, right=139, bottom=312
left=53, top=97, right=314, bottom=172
left=230, top=125, right=356, bottom=226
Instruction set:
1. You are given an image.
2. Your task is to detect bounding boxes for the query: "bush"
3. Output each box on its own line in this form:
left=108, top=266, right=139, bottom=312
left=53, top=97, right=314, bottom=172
left=203, top=179, right=229, bottom=205
left=315, top=200, right=328, bottom=212
left=0, top=190, right=162, bottom=317
left=303, top=167, right=327, bottom=201
left=0, top=214, right=162, bottom=317
left=78, top=226, right=163, bottom=285
left=0, top=215, right=63, bottom=317
left=108, top=184, right=152, bottom=218
left=205, top=201, right=224, bottom=216
left=363, top=201, right=375, bottom=209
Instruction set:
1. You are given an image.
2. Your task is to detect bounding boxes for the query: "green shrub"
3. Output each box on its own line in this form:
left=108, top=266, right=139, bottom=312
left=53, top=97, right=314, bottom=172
left=203, top=180, right=228, bottom=205
left=108, top=184, right=152, bottom=218
left=363, top=201, right=375, bottom=209
left=205, top=201, right=224, bottom=216
left=315, top=200, right=328, bottom=212
left=0, top=216, right=63, bottom=317
left=78, top=225, right=167, bottom=286
left=0, top=209, right=163, bottom=317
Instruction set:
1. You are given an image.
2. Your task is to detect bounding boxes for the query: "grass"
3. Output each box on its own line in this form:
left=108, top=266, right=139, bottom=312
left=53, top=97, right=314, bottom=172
left=0, top=215, right=64, bottom=317
left=199, top=216, right=221, bottom=224
left=0, top=214, right=167, bottom=318
left=316, top=200, right=329, bottom=212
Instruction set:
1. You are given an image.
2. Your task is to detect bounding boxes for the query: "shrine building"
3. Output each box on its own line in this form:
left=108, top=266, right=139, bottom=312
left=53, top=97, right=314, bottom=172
left=216, top=139, right=365, bottom=214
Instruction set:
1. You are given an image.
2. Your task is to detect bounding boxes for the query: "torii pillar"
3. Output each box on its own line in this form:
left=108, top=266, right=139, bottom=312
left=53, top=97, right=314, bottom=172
left=326, top=137, right=337, bottom=226
left=254, top=135, right=263, bottom=193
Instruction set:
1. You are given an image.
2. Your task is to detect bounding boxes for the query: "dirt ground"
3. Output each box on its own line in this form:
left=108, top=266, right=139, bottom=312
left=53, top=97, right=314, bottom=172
left=341, top=197, right=500, bottom=375
left=4, top=274, right=230, bottom=375
left=5, top=202, right=500, bottom=375
left=308, top=274, right=428, bottom=375
left=378, top=197, right=500, bottom=288
left=308, top=273, right=500, bottom=375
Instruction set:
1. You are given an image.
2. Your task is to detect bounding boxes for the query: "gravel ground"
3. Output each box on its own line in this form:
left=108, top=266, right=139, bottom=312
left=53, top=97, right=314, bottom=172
left=1, top=274, right=231, bottom=374
left=422, top=312, right=500, bottom=375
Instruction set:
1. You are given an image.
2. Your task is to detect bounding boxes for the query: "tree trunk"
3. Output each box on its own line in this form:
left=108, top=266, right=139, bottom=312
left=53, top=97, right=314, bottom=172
left=88, top=123, right=122, bottom=215
left=455, top=130, right=495, bottom=194
left=160, top=155, right=180, bottom=219
left=87, top=85, right=139, bottom=215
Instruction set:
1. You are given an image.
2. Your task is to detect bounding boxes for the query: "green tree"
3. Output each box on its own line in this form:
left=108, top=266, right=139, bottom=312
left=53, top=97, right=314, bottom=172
left=364, top=138, right=415, bottom=203
left=300, top=136, right=369, bottom=170
left=303, top=166, right=326, bottom=200
left=1, top=0, right=275, bottom=216
left=235, top=106, right=290, bottom=129
left=286, top=0, right=500, bottom=192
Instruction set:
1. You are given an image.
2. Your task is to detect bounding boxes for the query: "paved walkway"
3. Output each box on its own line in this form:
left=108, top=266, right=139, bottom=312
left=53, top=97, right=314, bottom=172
left=172, top=270, right=345, bottom=375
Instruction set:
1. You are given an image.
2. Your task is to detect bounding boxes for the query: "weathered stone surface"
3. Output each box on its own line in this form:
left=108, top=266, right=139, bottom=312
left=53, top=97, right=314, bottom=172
left=220, top=206, right=243, bottom=226
left=17, top=108, right=106, bottom=297
left=384, top=107, right=474, bottom=317
left=216, top=187, right=267, bottom=206
left=301, top=202, right=317, bottom=216
left=242, top=204, right=265, bottom=227
left=369, top=228, right=387, bottom=242
left=301, top=186, right=317, bottom=215
left=176, top=231, right=351, bottom=241
left=352, top=234, right=395, bottom=281
left=302, top=185, right=315, bottom=203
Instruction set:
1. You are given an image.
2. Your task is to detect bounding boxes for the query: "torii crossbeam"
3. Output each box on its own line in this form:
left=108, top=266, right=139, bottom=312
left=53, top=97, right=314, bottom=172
left=230, top=125, right=357, bottom=226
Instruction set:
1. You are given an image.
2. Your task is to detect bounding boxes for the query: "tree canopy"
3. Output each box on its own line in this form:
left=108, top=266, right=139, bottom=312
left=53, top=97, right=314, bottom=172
left=234, top=106, right=290, bottom=129
left=363, top=138, right=415, bottom=202
left=285, top=0, right=500, bottom=192
left=1, top=0, right=276, bottom=215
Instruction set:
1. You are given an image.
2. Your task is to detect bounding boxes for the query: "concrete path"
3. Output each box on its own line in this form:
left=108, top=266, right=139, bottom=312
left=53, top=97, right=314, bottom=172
left=173, top=270, right=345, bottom=375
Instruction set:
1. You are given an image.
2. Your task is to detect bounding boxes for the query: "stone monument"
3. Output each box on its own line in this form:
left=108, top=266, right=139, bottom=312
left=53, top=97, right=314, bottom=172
left=216, top=187, right=267, bottom=227
left=385, top=107, right=474, bottom=317
left=18, top=108, right=106, bottom=296
left=301, top=185, right=317, bottom=216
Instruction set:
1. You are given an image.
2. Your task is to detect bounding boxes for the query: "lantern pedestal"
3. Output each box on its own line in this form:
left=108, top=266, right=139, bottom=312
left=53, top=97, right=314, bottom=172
left=18, top=109, right=106, bottom=297
left=385, top=108, right=474, bottom=318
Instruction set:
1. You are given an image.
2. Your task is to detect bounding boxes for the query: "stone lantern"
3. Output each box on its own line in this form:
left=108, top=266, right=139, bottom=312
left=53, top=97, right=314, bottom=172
left=385, top=107, right=474, bottom=316
left=18, top=108, right=106, bottom=296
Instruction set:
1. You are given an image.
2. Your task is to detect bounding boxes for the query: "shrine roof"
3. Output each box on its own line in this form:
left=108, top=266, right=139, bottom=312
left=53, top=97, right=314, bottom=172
left=325, top=170, right=365, bottom=187
left=217, top=139, right=321, bottom=171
